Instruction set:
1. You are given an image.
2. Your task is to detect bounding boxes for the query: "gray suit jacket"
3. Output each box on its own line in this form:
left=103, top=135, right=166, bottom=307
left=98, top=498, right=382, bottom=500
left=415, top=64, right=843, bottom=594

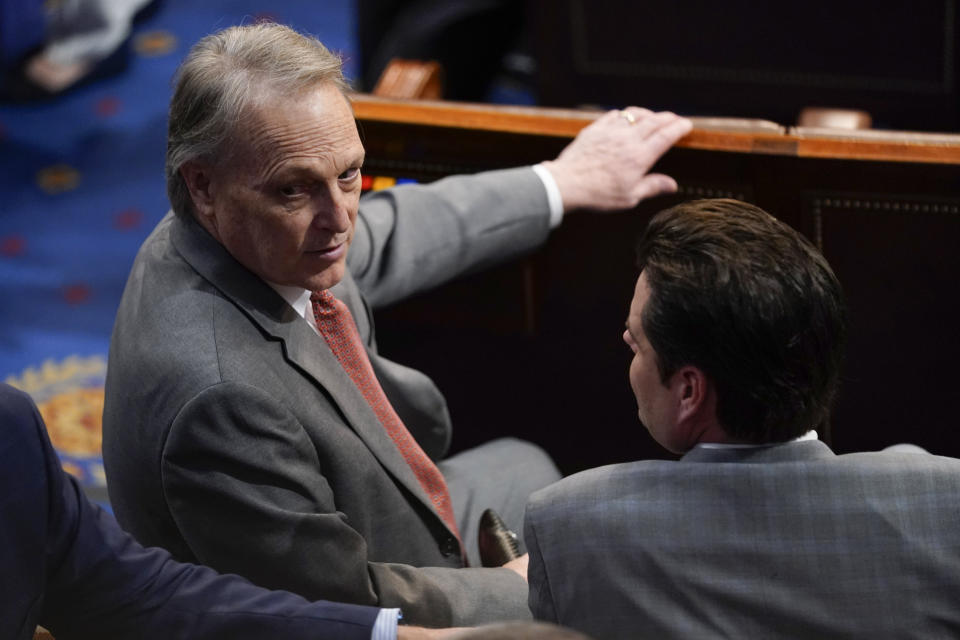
left=525, top=440, right=960, bottom=639
left=103, top=168, right=551, bottom=626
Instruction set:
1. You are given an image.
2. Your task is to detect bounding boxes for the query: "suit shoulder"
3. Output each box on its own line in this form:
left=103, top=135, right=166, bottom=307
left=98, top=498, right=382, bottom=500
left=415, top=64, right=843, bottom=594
left=834, top=449, right=960, bottom=484
left=529, top=460, right=672, bottom=510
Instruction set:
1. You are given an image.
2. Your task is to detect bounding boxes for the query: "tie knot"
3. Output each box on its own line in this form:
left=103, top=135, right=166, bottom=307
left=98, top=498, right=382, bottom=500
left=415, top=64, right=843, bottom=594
left=310, top=290, right=337, bottom=317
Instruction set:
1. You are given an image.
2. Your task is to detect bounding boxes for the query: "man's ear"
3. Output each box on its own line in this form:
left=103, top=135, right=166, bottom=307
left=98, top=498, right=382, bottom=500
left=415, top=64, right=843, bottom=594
left=674, top=365, right=710, bottom=424
left=673, top=365, right=725, bottom=445
left=179, top=161, right=215, bottom=218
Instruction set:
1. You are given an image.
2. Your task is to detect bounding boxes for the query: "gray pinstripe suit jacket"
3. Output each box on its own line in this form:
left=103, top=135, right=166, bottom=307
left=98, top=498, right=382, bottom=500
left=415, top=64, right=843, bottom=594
left=525, top=439, right=960, bottom=639
left=103, top=167, right=551, bottom=627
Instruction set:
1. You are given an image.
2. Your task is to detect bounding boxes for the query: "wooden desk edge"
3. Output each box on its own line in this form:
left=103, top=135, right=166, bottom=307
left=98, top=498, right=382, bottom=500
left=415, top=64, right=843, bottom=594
left=351, top=94, right=960, bottom=165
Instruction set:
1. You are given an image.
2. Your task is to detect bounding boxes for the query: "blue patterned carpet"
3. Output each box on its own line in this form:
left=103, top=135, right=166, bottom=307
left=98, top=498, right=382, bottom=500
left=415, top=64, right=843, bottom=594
left=0, top=0, right=358, bottom=503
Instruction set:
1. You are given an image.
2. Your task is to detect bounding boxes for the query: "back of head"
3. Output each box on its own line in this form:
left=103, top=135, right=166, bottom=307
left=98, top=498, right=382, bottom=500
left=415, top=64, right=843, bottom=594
left=166, top=23, right=349, bottom=218
left=636, top=199, right=846, bottom=443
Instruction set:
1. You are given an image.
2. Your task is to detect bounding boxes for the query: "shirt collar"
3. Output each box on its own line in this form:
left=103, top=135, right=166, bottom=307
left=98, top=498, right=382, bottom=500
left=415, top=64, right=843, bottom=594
left=266, top=282, right=317, bottom=331
left=694, top=429, right=818, bottom=450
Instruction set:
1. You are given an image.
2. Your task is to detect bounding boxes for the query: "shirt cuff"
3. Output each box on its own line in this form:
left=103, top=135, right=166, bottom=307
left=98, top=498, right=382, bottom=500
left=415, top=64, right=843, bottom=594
left=532, top=163, right=565, bottom=228
left=371, top=608, right=401, bottom=640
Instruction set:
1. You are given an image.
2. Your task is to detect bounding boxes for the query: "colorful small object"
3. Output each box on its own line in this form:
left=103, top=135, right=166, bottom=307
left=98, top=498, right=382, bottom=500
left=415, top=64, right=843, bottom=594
left=37, top=164, right=80, bottom=194
left=95, top=96, right=122, bottom=117
left=0, top=235, right=26, bottom=257
left=134, top=30, right=177, bottom=57
left=5, top=355, right=108, bottom=488
left=62, top=283, right=91, bottom=305
left=372, top=176, right=397, bottom=191
left=113, top=208, right=144, bottom=230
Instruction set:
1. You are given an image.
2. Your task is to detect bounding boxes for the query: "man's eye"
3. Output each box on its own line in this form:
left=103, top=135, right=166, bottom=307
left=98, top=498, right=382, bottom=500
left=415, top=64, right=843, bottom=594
left=339, top=167, right=360, bottom=181
left=280, top=185, right=305, bottom=197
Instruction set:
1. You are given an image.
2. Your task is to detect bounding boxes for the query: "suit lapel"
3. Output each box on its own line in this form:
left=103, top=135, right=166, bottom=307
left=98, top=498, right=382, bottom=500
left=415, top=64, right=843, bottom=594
left=168, top=213, right=446, bottom=530
left=281, top=314, right=439, bottom=518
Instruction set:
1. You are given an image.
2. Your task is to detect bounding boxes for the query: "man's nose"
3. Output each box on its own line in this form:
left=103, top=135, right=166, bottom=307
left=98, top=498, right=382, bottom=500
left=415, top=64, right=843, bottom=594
left=312, top=188, right=352, bottom=233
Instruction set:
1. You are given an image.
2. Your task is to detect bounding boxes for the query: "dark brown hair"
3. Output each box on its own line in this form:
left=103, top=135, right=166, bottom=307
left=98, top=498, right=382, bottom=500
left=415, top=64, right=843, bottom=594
left=636, top=199, right=847, bottom=443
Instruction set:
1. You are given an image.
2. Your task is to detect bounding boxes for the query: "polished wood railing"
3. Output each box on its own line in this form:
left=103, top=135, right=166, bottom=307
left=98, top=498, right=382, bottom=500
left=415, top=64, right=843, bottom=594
left=353, top=94, right=960, bottom=165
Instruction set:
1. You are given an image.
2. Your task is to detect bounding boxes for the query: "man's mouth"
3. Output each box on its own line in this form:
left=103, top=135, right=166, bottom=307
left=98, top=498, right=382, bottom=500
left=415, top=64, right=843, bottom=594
left=307, top=242, right=345, bottom=260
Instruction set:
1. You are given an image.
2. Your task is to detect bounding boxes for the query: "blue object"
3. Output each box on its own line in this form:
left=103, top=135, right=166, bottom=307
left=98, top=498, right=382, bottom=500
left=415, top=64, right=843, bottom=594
left=0, top=0, right=45, bottom=66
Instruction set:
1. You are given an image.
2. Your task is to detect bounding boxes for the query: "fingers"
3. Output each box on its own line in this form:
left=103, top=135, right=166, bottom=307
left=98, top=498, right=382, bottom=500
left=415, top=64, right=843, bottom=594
left=628, top=110, right=692, bottom=146
left=633, top=173, right=679, bottom=202
left=612, top=106, right=653, bottom=125
left=644, top=113, right=694, bottom=155
left=626, top=107, right=654, bottom=120
left=605, top=108, right=693, bottom=167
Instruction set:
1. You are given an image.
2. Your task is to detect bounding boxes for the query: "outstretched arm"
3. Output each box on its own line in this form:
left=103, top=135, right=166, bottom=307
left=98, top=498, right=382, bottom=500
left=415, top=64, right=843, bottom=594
left=349, top=109, right=691, bottom=307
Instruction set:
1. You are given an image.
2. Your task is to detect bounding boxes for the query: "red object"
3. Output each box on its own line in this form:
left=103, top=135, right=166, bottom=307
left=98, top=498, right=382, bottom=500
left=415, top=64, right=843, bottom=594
left=361, top=174, right=374, bottom=191
left=113, top=208, right=144, bottom=230
left=95, top=97, right=121, bottom=117
left=310, top=290, right=464, bottom=553
left=63, top=283, right=91, bottom=305
left=0, top=235, right=26, bottom=257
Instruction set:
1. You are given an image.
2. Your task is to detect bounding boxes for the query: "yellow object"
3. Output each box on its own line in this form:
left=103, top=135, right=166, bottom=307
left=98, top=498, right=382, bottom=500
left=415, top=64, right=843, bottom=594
left=372, top=176, right=397, bottom=191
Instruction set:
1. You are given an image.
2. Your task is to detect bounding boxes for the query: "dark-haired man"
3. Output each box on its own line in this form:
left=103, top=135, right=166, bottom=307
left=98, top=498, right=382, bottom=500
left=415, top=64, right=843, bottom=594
left=524, top=199, right=960, bottom=639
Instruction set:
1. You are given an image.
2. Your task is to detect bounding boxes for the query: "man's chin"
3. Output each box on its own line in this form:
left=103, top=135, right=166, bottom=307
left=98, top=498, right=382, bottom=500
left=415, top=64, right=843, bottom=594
left=302, top=262, right=347, bottom=292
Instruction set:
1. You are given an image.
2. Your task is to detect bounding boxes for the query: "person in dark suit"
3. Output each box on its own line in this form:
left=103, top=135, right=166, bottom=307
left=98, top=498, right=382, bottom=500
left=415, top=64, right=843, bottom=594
left=524, top=199, right=960, bottom=639
left=0, top=382, right=461, bottom=640
left=101, top=22, right=693, bottom=628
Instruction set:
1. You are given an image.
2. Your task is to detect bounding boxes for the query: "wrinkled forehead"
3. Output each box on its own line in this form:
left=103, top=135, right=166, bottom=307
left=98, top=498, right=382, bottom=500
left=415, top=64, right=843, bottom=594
left=223, top=82, right=361, bottom=169
left=245, top=76, right=350, bottom=111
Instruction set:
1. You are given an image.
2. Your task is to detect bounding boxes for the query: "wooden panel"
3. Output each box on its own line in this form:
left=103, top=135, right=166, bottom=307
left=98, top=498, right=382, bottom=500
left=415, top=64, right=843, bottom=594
left=355, top=96, right=960, bottom=472
left=811, top=194, right=960, bottom=455
left=373, top=59, right=443, bottom=100
left=531, top=0, right=960, bottom=131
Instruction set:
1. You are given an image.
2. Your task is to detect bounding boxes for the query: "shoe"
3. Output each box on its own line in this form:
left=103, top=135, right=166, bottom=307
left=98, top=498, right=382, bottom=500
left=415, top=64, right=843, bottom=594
left=478, top=508, right=520, bottom=567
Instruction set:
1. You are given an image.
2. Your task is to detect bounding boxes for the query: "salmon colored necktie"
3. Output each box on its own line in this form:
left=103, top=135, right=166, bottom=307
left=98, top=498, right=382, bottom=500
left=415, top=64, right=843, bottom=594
left=311, top=290, right=463, bottom=552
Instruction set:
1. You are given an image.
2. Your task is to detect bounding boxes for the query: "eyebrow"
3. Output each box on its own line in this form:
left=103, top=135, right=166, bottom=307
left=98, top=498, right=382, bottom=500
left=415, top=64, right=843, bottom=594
left=266, top=152, right=366, bottom=181
left=332, top=151, right=367, bottom=175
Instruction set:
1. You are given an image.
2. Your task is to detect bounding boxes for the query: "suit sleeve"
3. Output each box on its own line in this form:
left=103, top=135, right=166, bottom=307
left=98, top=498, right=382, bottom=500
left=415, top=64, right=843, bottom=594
left=0, top=386, right=379, bottom=640
left=524, top=494, right=561, bottom=625
left=348, top=166, right=552, bottom=308
left=161, top=382, right=531, bottom=627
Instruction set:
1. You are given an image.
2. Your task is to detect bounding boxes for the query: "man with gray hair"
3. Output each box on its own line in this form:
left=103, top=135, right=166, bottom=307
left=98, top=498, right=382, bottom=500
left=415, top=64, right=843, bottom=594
left=103, top=23, right=692, bottom=627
